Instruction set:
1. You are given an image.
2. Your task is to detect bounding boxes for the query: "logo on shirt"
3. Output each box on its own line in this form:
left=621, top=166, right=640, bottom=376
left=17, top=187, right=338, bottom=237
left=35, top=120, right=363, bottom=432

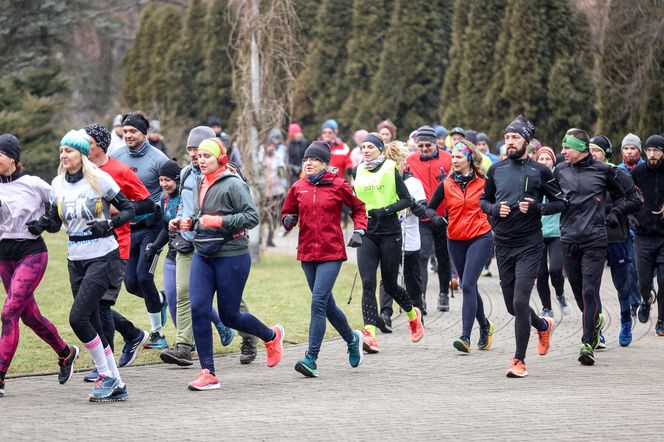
left=362, top=184, right=385, bottom=192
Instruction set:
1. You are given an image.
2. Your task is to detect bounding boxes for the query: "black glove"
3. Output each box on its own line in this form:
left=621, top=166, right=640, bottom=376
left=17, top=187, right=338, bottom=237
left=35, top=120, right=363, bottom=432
left=367, top=208, right=387, bottom=219
left=144, top=243, right=158, bottom=263
left=25, top=219, right=46, bottom=236
left=606, top=210, right=620, bottom=228
left=283, top=214, right=298, bottom=230
left=347, top=230, right=363, bottom=248
left=432, top=215, right=448, bottom=229
left=86, top=219, right=114, bottom=237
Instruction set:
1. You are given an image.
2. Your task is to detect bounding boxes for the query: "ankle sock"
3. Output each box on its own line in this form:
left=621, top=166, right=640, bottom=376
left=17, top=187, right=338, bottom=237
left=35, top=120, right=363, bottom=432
left=84, top=335, right=112, bottom=377
left=406, top=308, right=417, bottom=321
left=365, top=325, right=376, bottom=337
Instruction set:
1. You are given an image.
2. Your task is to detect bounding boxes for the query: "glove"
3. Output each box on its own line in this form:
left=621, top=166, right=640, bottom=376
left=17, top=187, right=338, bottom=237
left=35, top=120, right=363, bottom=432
left=143, top=243, right=158, bottom=263
left=199, top=214, right=223, bottom=229
left=86, top=219, right=114, bottom=236
left=432, top=215, right=447, bottom=229
left=606, top=210, right=620, bottom=228
left=367, top=208, right=387, bottom=219
left=347, top=230, right=364, bottom=248
left=283, top=214, right=298, bottom=230
left=25, top=219, right=46, bottom=236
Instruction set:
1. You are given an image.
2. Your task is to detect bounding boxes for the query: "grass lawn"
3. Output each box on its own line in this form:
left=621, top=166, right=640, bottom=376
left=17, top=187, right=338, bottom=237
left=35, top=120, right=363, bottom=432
left=7, top=232, right=362, bottom=376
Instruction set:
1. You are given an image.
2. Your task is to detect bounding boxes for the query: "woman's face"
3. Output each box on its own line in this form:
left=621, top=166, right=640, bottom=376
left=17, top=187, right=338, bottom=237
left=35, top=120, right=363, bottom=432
left=159, top=176, right=178, bottom=194
left=0, top=152, right=15, bottom=176
left=197, top=151, right=220, bottom=175
left=302, top=157, right=326, bottom=176
left=378, top=128, right=392, bottom=143
left=537, top=154, right=554, bottom=170
left=451, top=150, right=470, bottom=173
left=361, top=142, right=381, bottom=162
left=59, top=146, right=83, bottom=173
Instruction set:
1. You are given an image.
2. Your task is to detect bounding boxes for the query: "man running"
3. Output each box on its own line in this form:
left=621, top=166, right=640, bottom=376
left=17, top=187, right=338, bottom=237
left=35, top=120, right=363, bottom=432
left=479, top=115, right=564, bottom=378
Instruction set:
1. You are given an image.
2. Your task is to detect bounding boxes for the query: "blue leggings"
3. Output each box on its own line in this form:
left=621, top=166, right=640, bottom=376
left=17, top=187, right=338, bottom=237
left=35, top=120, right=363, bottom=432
left=448, top=232, right=493, bottom=338
left=189, top=252, right=273, bottom=374
left=164, top=257, right=220, bottom=327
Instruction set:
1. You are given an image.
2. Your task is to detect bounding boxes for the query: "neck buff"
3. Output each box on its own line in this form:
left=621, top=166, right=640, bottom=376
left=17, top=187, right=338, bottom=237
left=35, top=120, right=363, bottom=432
left=364, top=155, right=385, bottom=171
left=306, top=169, right=327, bottom=184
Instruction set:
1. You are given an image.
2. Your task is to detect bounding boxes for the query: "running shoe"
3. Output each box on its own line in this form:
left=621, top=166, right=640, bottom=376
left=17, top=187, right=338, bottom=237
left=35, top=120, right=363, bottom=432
left=506, top=358, right=528, bottom=378
left=105, top=383, right=128, bottom=402
left=619, top=318, right=633, bottom=347
left=240, top=336, right=257, bottom=365
left=160, top=344, right=194, bottom=366
left=89, top=375, right=120, bottom=402
left=478, top=320, right=494, bottom=350
left=578, top=343, right=595, bottom=366
left=591, top=313, right=605, bottom=350
left=295, top=354, right=318, bottom=378
left=480, top=267, right=492, bottom=277
left=557, top=294, right=571, bottom=316
left=215, top=321, right=235, bottom=347
left=409, top=307, right=424, bottom=343
left=57, top=344, right=79, bottom=385
left=450, top=277, right=459, bottom=291
left=453, top=336, right=471, bottom=353
left=361, top=329, right=380, bottom=353
left=119, top=329, right=149, bottom=367
left=637, top=292, right=655, bottom=323
left=144, top=331, right=168, bottom=349
left=631, top=304, right=638, bottom=319
left=0, top=378, right=4, bottom=397
left=83, top=368, right=99, bottom=383
left=596, top=332, right=606, bottom=350
left=376, top=313, right=392, bottom=334
left=188, top=369, right=220, bottom=391
left=437, top=292, right=449, bottom=312
left=656, top=320, right=664, bottom=337
left=537, top=317, right=555, bottom=356
left=160, top=291, right=168, bottom=327
left=540, top=308, right=554, bottom=318
left=347, top=330, right=363, bottom=368
left=263, top=325, right=284, bottom=367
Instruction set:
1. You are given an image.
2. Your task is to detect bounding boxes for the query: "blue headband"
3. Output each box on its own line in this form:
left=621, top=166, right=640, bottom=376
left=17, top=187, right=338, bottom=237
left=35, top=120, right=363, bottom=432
left=363, top=134, right=385, bottom=151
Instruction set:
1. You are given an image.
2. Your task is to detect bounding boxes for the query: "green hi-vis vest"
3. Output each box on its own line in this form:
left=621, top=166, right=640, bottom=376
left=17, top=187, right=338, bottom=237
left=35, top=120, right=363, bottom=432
left=354, top=159, right=399, bottom=212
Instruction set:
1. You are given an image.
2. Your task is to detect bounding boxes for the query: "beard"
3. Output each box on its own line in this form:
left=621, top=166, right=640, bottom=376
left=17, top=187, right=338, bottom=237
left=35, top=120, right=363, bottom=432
left=507, top=145, right=527, bottom=159
left=646, top=157, right=663, bottom=169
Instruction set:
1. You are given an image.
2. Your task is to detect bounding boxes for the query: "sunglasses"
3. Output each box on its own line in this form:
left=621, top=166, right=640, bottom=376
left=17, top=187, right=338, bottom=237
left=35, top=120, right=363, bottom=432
left=417, top=143, right=433, bottom=148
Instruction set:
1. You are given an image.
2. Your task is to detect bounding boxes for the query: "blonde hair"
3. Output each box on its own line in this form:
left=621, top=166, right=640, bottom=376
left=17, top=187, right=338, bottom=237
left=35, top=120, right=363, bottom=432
left=383, top=141, right=406, bottom=164
left=453, top=139, right=486, bottom=179
left=58, top=153, right=104, bottom=196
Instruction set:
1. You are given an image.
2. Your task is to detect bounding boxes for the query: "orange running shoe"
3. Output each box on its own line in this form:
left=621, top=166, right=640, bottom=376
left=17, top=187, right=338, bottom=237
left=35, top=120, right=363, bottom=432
left=188, top=369, right=220, bottom=391
left=409, top=307, right=424, bottom=343
left=361, top=329, right=380, bottom=353
left=537, top=317, right=555, bottom=356
left=264, top=324, right=285, bottom=367
left=506, top=358, right=528, bottom=378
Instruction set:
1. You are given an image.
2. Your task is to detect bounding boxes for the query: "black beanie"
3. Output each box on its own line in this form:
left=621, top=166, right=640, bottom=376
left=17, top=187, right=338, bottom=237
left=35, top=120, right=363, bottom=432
left=505, top=115, right=535, bottom=144
left=645, top=134, right=664, bottom=151
left=303, top=141, right=331, bottom=164
left=589, top=135, right=613, bottom=157
left=0, top=133, right=20, bottom=162
left=84, top=123, right=112, bottom=151
left=121, top=113, right=150, bottom=135
left=159, top=160, right=182, bottom=182
left=416, top=125, right=437, bottom=143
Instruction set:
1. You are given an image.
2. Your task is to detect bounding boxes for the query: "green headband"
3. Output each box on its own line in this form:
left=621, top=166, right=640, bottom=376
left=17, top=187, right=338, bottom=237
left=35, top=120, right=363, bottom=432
left=562, top=134, right=588, bottom=152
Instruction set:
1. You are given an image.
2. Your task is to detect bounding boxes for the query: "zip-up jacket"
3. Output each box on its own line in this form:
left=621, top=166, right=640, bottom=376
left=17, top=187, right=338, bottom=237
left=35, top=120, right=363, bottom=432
left=605, top=165, right=643, bottom=244
left=281, top=171, right=367, bottom=262
left=554, top=154, right=625, bottom=244
left=406, top=149, right=452, bottom=217
left=480, top=157, right=565, bottom=246
left=630, top=160, right=664, bottom=237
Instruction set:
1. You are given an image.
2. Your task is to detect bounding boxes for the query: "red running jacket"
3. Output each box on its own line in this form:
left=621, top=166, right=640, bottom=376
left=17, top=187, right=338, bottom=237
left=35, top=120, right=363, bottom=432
left=405, top=150, right=452, bottom=215
left=443, top=176, right=491, bottom=241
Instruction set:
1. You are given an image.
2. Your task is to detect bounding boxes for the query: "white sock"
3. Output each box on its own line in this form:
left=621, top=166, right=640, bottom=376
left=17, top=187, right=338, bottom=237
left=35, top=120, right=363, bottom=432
left=104, top=346, right=124, bottom=387
left=158, top=291, right=165, bottom=304
left=83, top=335, right=111, bottom=377
left=148, top=312, right=163, bottom=335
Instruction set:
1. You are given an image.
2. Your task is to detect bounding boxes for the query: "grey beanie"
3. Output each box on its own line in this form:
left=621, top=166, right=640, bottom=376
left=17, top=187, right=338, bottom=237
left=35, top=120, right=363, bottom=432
left=416, top=125, right=437, bottom=143
left=621, top=133, right=642, bottom=151
left=187, top=126, right=216, bottom=148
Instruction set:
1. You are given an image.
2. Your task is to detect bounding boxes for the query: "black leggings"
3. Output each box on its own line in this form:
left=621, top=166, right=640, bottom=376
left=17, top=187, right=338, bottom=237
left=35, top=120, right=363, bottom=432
left=536, top=237, right=565, bottom=309
left=562, top=242, right=606, bottom=344
left=380, top=250, right=423, bottom=316
left=68, top=250, right=121, bottom=345
left=357, top=233, right=413, bottom=326
left=634, top=235, right=664, bottom=321
left=496, top=243, right=546, bottom=362
left=419, top=224, right=451, bottom=296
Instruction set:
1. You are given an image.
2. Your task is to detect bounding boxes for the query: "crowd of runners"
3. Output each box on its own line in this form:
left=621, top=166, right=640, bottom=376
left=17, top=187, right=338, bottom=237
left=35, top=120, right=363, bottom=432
left=0, top=111, right=662, bottom=401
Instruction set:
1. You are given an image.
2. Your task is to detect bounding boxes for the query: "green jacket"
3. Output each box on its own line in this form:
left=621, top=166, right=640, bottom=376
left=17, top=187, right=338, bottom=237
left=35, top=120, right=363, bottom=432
left=192, top=170, right=259, bottom=257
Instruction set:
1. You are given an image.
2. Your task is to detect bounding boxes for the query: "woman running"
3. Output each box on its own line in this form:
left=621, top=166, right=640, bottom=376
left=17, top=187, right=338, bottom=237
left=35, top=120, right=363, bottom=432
left=0, top=134, right=79, bottom=398
left=354, top=133, right=424, bottom=353
left=176, top=138, right=284, bottom=391
left=38, top=130, right=135, bottom=402
left=427, top=140, right=494, bottom=353
left=281, top=141, right=366, bottom=377
left=534, top=146, right=570, bottom=318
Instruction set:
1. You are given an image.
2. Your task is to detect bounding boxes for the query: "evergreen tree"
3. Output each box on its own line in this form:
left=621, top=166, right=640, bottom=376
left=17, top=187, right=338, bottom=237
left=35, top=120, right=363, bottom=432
left=292, top=0, right=320, bottom=52
left=146, top=6, right=182, bottom=114
left=439, top=0, right=468, bottom=126
left=292, top=0, right=353, bottom=136
left=339, top=0, right=393, bottom=132
left=120, top=5, right=158, bottom=109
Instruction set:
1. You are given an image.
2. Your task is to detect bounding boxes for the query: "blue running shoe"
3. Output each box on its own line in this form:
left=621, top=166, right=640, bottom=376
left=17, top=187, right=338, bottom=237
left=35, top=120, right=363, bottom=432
left=295, top=354, right=318, bottom=378
left=143, top=331, right=168, bottom=349
left=89, top=375, right=120, bottom=402
left=215, top=321, right=235, bottom=347
left=83, top=368, right=99, bottom=383
left=347, top=330, right=363, bottom=368
left=119, top=329, right=150, bottom=367
left=160, top=291, right=168, bottom=327
left=656, top=320, right=664, bottom=337
left=619, top=318, right=633, bottom=347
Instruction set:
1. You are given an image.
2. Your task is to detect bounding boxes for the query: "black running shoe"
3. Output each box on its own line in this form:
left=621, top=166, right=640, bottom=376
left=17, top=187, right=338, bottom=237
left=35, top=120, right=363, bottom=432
left=240, top=336, right=257, bottom=365
left=376, top=313, right=392, bottom=334
left=58, top=345, right=79, bottom=385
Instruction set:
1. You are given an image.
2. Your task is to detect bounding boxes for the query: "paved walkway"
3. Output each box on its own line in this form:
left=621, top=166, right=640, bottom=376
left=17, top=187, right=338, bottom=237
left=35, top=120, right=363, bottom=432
left=4, top=231, right=664, bottom=441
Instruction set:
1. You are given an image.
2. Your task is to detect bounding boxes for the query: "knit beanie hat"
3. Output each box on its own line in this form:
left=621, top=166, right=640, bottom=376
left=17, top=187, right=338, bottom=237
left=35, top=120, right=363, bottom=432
left=61, top=129, right=91, bottom=156
left=505, top=115, right=535, bottom=144
left=207, top=116, right=222, bottom=127
left=363, top=133, right=385, bottom=152
left=645, top=134, right=664, bottom=151
left=621, top=133, right=642, bottom=151
left=121, top=113, right=150, bottom=135
left=477, top=132, right=491, bottom=148
left=288, top=123, right=302, bottom=138
left=84, top=123, right=112, bottom=151
left=465, top=129, right=477, bottom=144
left=112, top=114, right=123, bottom=127
left=450, top=127, right=465, bottom=137
left=434, top=125, right=448, bottom=139
left=159, top=159, right=182, bottom=182
left=589, top=135, right=613, bottom=157
left=535, top=146, right=556, bottom=164
left=303, top=141, right=331, bottom=164
left=148, top=120, right=161, bottom=133
left=0, top=133, right=20, bottom=162
left=187, top=126, right=216, bottom=148
left=416, top=125, right=437, bottom=143
left=320, top=119, right=338, bottom=131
